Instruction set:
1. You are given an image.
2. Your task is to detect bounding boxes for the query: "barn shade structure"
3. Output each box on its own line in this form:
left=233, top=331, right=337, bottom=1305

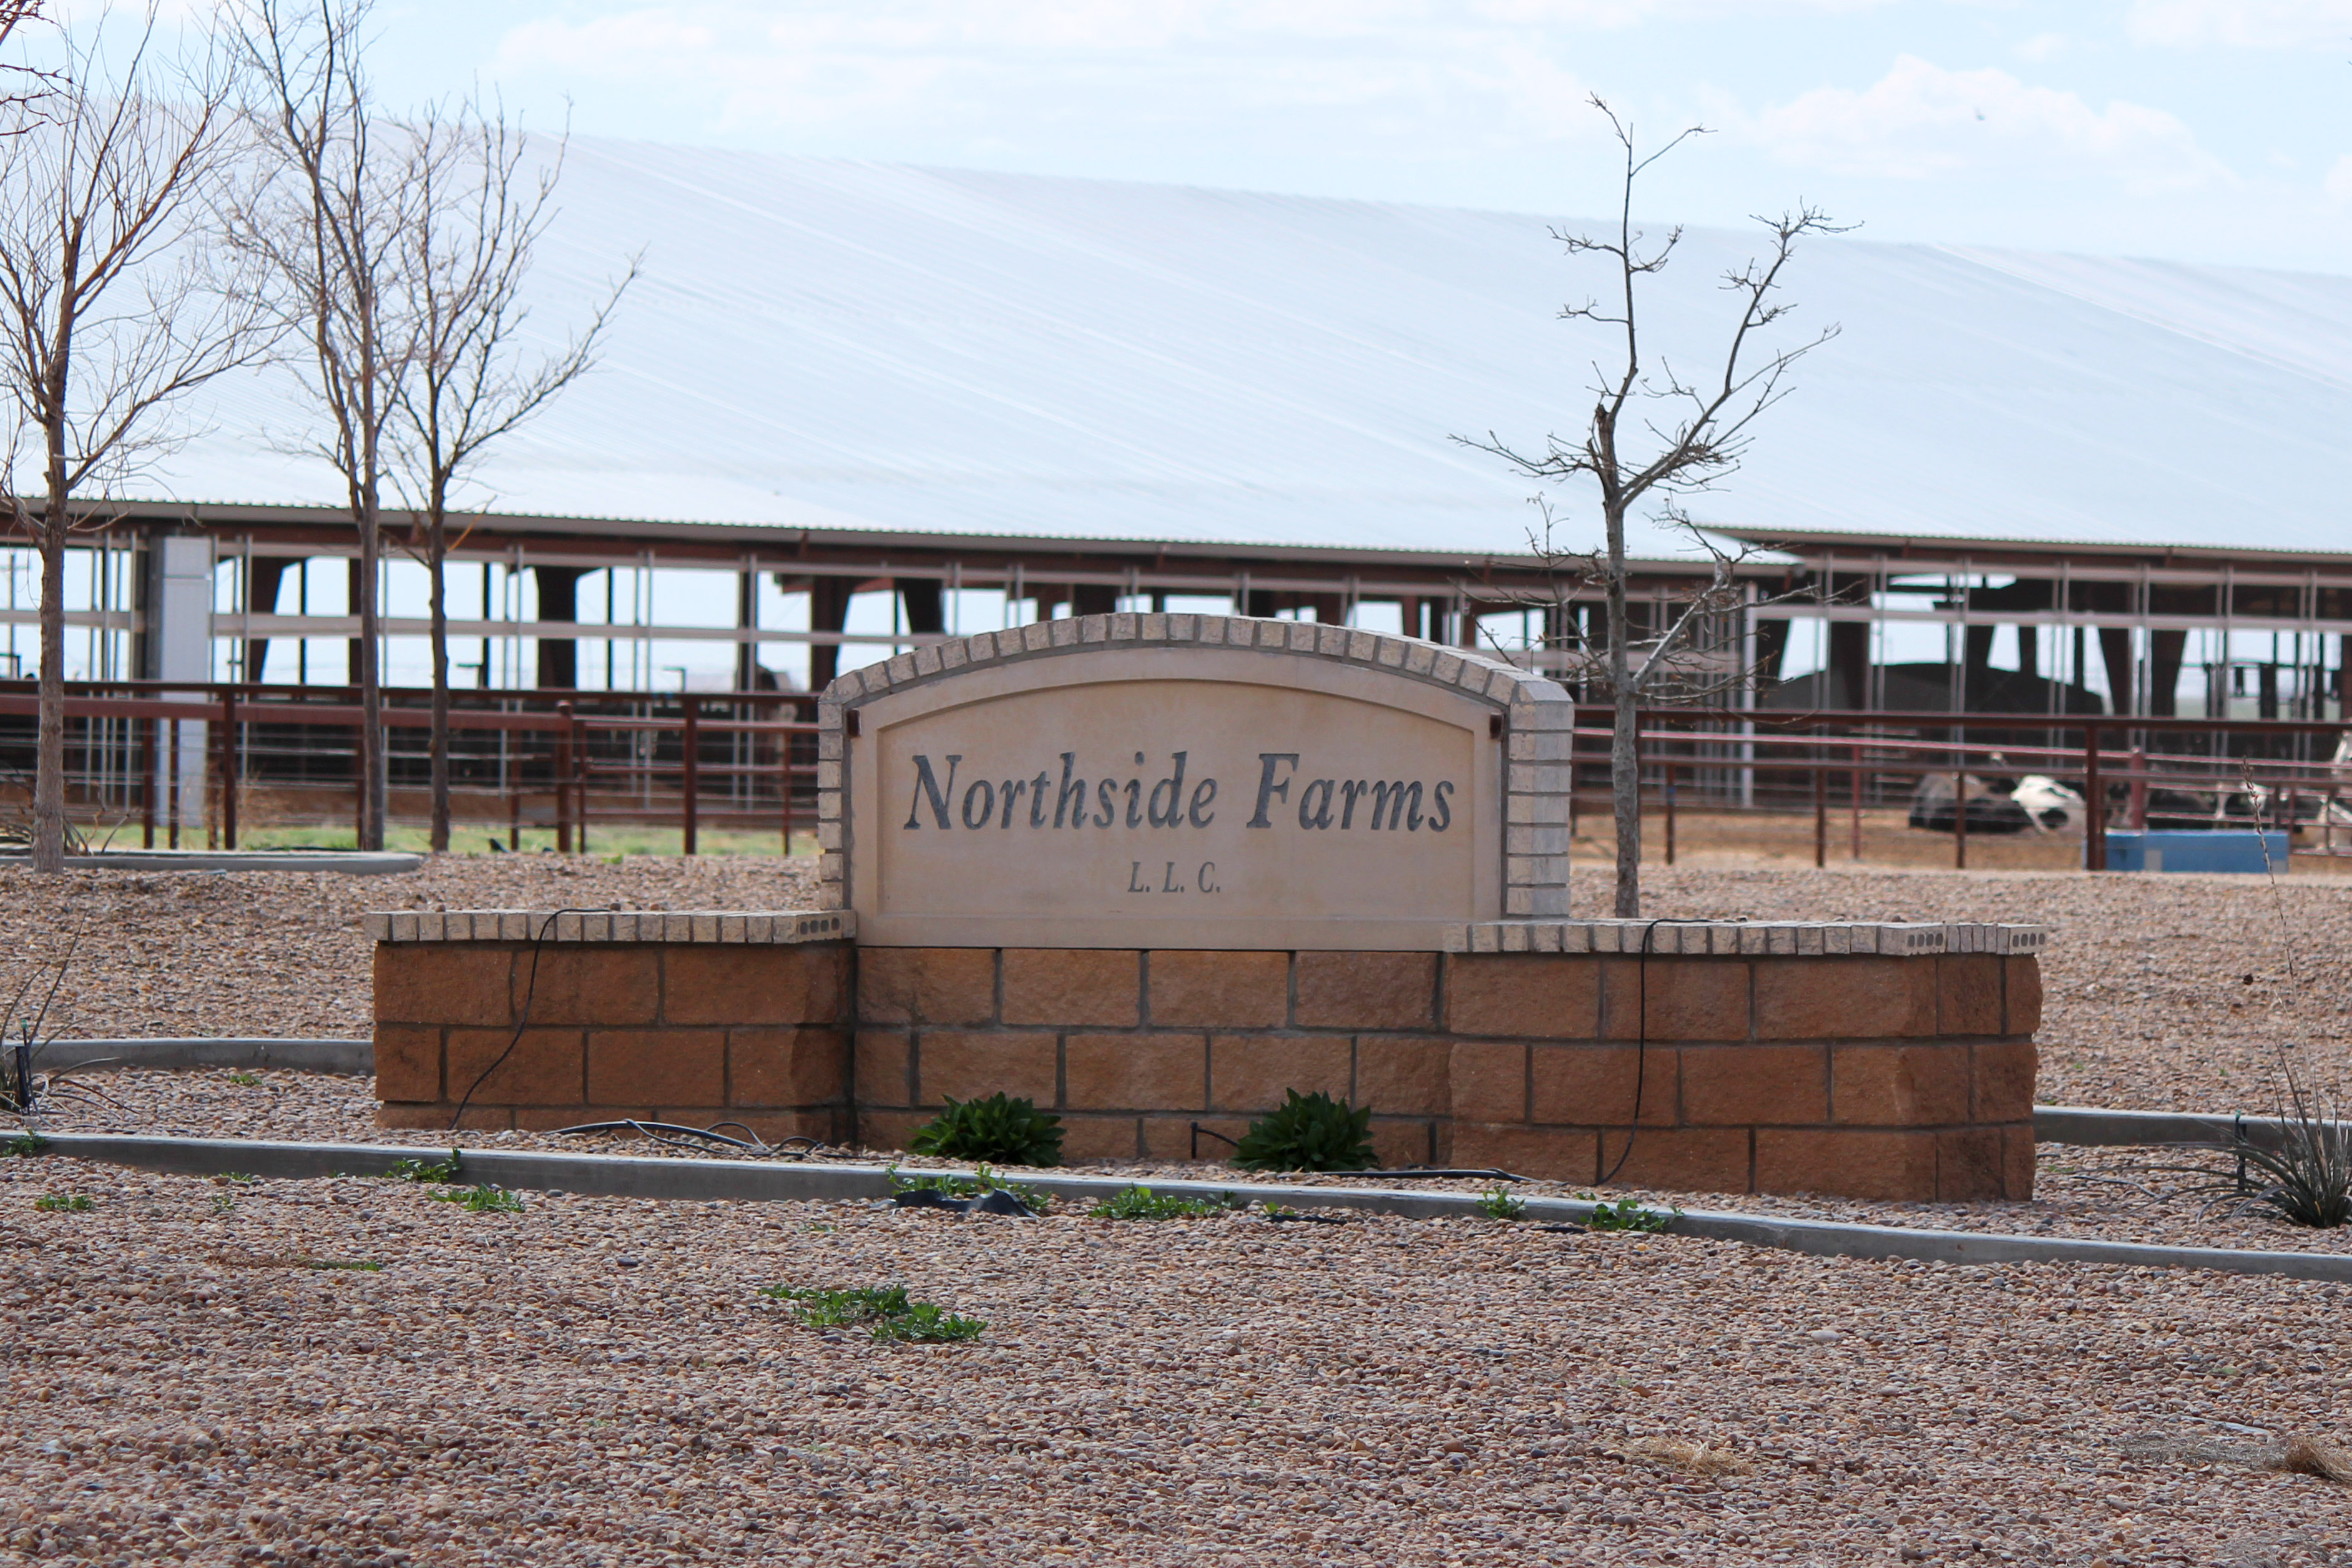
left=7, top=142, right=2351, bottom=730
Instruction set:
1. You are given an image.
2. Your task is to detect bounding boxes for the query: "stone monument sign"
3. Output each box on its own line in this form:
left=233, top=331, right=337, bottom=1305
left=816, top=614, right=1575, bottom=948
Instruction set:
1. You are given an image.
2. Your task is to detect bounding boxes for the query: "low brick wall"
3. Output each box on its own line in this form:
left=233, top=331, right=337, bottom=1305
left=368, top=913, right=2042, bottom=1200
left=370, top=916, right=852, bottom=1140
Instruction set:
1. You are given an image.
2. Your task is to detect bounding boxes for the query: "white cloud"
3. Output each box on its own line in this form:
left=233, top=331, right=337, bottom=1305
left=2012, top=31, right=2067, bottom=63
left=2326, top=154, right=2352, bottom=203
left=2127, top=0, right=2352, bottom=48
left=1740, top=56, right=2232, bottom=193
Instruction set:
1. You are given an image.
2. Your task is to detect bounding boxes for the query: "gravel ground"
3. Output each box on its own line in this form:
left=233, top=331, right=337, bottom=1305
left=7, top=1152, right=2351, bottom=1568
left=5, top=855, right=2345, bottom=1116
left=30, top=1067, right=2352, bottom=1256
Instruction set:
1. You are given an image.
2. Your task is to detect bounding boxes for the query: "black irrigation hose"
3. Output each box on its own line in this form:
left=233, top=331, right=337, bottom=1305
left=1598, top=918, right=1723, bottom=1187
left=449, top=908, right=611, bottom=1133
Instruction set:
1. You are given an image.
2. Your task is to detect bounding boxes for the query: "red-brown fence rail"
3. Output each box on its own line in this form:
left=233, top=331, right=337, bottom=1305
left=1, top=683, right=2343, bottom=866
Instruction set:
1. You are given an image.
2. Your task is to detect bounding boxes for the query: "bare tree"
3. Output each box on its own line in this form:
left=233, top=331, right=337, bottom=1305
left=222, top=0, right=416, bottom=850
left=0, top=1, right=54, bottom=129
left=0, top=7, right=269, bottom=873
left=390, top=99, right=635, bottom=853
left=1461, top=96, right=1845, bottom=918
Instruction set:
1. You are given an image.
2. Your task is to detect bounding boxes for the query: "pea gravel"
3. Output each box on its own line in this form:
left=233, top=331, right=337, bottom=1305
left=6, top=1155, right=2350, bottom=1567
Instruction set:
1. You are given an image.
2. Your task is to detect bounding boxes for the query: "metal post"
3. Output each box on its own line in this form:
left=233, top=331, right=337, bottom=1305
left=1664, top=763, right=1675, bottom=866
left=574, top=710, right=590, bottom=856
left=780, top=698, right=795, bottom=857
left=1813, top=749, right=1826, bottom=869
left=2085, top=723, right=2105, bottom=871
left=682, top=693, right=700, bottom=856
left=555, top=702, right=574, bottom=855
left=2129, top=745, right=2148, bottom=830
left=168, top=718, right=181, bottom=850
left=218, top=690, right=238, bottom=850
left=1850, top=747, right=1863, bottom=861
left=141, top=718, right=155, bottom=848
left=1953, top=767, right=1967, bottom=871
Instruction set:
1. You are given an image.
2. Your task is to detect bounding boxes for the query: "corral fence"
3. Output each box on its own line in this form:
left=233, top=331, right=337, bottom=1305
left=1, top=681, right=2345, bottom=868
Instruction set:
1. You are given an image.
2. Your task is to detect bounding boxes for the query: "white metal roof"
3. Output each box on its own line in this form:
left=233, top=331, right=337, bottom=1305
left=162, top=140, right=2352, bottom=563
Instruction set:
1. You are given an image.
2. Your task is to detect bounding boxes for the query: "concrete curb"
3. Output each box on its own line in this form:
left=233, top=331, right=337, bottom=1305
left=43, top=1040, right=374, bottom=1076
left=2033, top=1104, right=2344, bottom=1149
left=0, top=850, right=422, bottom=874
left=32, top=1134, right=2352, bottom=1283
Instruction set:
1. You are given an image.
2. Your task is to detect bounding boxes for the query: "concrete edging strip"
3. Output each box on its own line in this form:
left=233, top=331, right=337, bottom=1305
left=46, top=1040, right=375, bottom=1076
left=2, top=850, right=423, bottom=873
left=2032, top=1104, right=2345, bottom=1149
left=34, top=1134, right=2352, bottom=1283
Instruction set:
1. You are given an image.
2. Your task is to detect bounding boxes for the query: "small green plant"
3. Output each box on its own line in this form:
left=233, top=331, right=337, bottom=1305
left=225, top=1072, right=263, bottom=1088
left=1232, top=1089, right=1376, bottom=1172
left=303, top=1258, right=384, bottom=1272
left=34, top=1193, right=92, bottom=1212
left=1580, top=1194, right=1675, bottom=1233
left=1476, top=1187, right=1527, bottom=1221
left=387, top=1149, right=464, bottom=1184
left=889, top=1164, right=1054, bottom=1213
left=432, top=1183, right=523, bottom=1213
left=5, top=1132, right=49, bottom=1158
left=908, top=1094, right=1064, bottom=1167
left=210, top=1193, right=237, bottom=1214
left=760, top=1284, right=985, bottom=1343
left=212, top=1172, right=260, bottom=1187
left=1090, top=1185, right=1233, bottom=1220
left=2155, top=1069, right=2352, bottom=1230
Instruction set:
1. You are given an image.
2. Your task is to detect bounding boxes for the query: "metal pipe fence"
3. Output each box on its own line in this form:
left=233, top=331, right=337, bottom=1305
left=1, top=683, right=2345, bottom=866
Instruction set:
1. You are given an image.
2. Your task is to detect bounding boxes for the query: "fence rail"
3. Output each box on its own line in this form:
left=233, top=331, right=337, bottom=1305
left=1, top=683, right=2344, bottom=866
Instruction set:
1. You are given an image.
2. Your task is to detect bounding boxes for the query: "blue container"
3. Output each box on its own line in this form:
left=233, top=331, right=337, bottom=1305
left=2099, top=830, right=2289, bottom=873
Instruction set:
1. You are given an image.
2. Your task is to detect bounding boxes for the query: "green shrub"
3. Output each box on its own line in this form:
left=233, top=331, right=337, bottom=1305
left=908, top=1094, right=1064, bottom=1167
left=1580, top=1195, right=1674, bottom=1233
left=1475, top=1187, right=1527, bottom=1221
left=34, top=1193, right=91, bottom=1213
left=387, top=1149, right=464, bottom=1183
left=1090, top=1185, right=1233, bottom=1220
left=1232, top=1090, right=1376, bottom=1172
left=432, top=1183, right=523, bottom=1213
left=762, top=1284, right=985, bottom=1343
left=4, top=1132, right=49, bottom=1158
left=889, top=1164, right=1053, bottom=1213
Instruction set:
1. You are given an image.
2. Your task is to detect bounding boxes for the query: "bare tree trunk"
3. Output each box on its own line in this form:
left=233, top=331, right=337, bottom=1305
left=427, top=512, right=449, bottom=852
left=356, top=491, right=383, bottom=850
left=1604, top=504, right=1639, bottom=917
left=32, top=490, right=65, bottom=874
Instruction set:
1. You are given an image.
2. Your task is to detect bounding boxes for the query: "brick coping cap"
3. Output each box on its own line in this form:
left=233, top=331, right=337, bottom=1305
left=1459, top=919, right=2044, bottom=956
left=361, top=908, right=2040, bottom=958
left=363, top=910, right=853, bottom=944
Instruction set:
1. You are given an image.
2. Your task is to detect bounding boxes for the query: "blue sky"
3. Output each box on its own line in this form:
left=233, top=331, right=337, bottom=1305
left=334, top=0, right=2352, bottom=272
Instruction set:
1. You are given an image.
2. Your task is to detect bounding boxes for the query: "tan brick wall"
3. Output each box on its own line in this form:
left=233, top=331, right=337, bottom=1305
left=374, top=939, right=2038, bottom=1199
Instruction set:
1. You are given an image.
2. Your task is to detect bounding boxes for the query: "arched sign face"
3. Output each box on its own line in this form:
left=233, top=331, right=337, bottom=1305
left=823, top=619, right=1573, bottom=951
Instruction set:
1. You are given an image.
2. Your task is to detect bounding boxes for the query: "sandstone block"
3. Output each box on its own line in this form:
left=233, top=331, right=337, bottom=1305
left=1757, top=1129, right=1938, bottom=1200
left=1530, top=1044, right=1676, bottom=1127
left=1830, top=1043, right=1972, bottom=1125
left=374, top=1102, right=451, bottom=1130
left=1065, top=1033, right=1208, bottom=1111
left=1353, top=1036, right=1450, bottom=1117
left=2002, top=1122, right=2037, bottom=1200
left=1448, top=1123, right=1597, bottom=1183
left=586, top=1029, right=725, bottom=1105
left=1368, top=1118, right=1436, bottom=1170
left=728, top=1027, right=848, bottom=1106
left=1057, top=1114, right=1144, bottom=1161
left=1601, top=958, right=1751, bottom=1042
left=1445, top=955, right=1599, bottom=1039
left=1003, top=949, right=1140, bottom=1027
left=1599, top=1126, right=1750, bottom=1194
left=1937, top=954, right=2005, bottom=1036
left=1149, top=951, right=1288, bottom=1028
left=854, top=1029, right=914, bottom=1107
left=1142, top=1115, right=1251, bottom=1161
left=1753, top=957, right=1934, bottom=1039
left=1936, top=1126, right=2009, bottom=1201
left=2004, top=957, right=2044, bottom=1035
left=1295, top=952, right=1438, bottom=1030
left=1208, top=1034, right=1351, bottom=1112
left=444, top=1026, right=586, bottom=1106
left=915, top=1030, right=1059, bottom=1105
left=512, top=947, right=660, bottom=1027
left=665, top=945, right=847, bottom=1026
left=1448, top=1040, right=1527, bottom=1122
left=371, top=1023, right=442, bottom=1104
left=1972, top=1041, right=2039, bottom=1122
left=375, top=944, right=511, bottom=1027
left=856, top=948, right=996, bottom=1026
left=1680, top=1044, right=1828, bottom=1125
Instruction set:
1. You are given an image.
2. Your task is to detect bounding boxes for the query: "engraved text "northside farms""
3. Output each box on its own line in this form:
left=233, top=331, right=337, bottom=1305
left=901, top=752, right=1456, bottom=833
